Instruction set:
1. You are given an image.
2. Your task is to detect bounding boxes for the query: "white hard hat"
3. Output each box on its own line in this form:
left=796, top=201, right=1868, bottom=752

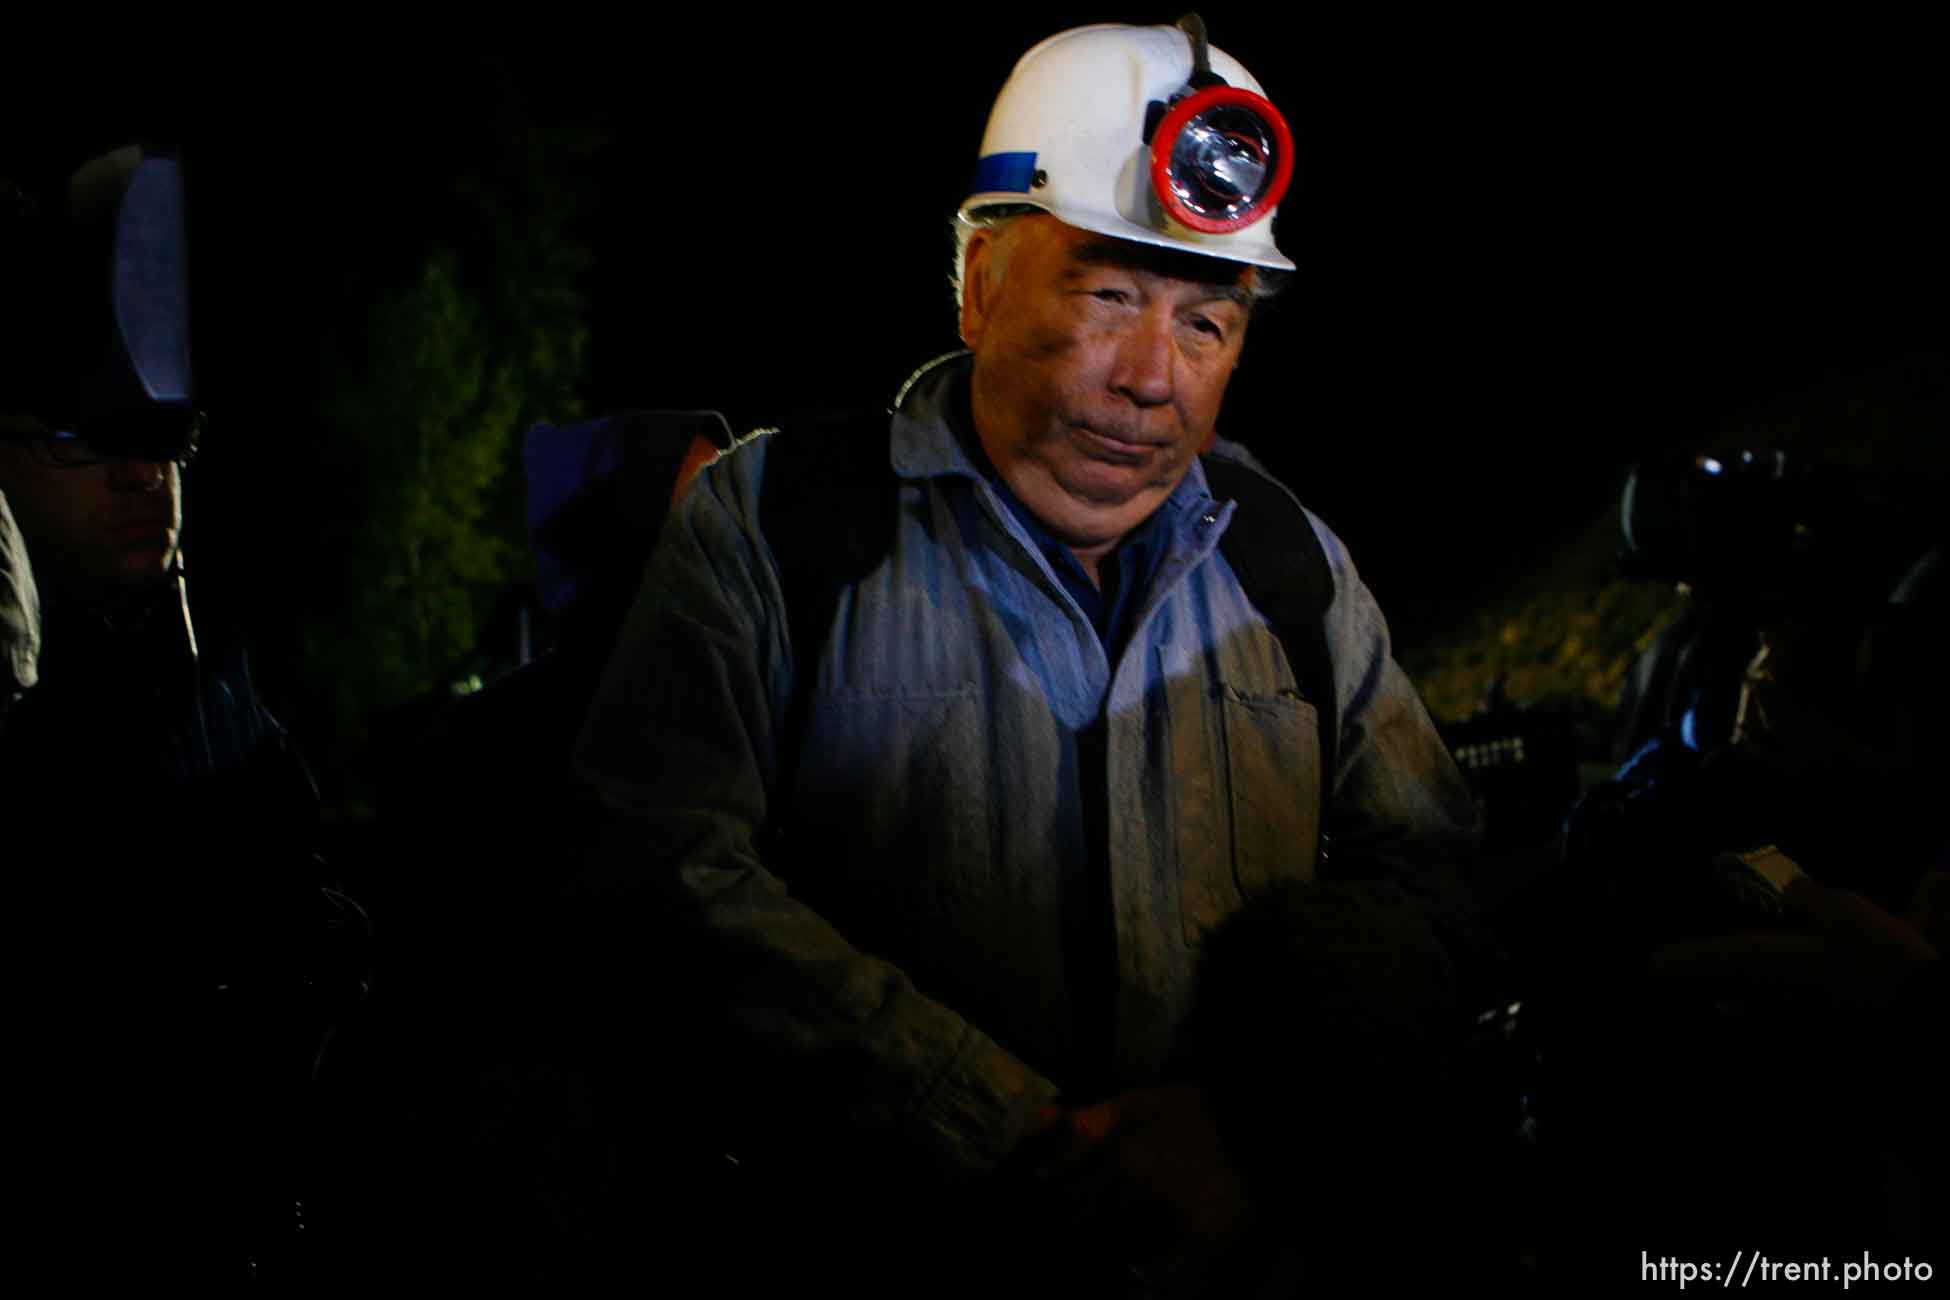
left=962, top=17, right=1295, bottom=272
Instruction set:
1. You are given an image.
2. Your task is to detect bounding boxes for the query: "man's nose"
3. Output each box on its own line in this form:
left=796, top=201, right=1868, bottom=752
left=106, top=458, right=169, bottom=492
left=1111, top=310, right=1175, bottom=407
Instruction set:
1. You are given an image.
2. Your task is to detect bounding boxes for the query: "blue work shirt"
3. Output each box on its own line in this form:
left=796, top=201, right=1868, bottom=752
left=577, top=353, right=1480, bottom=1180
left=942, top=377, right=1172, bottom=1092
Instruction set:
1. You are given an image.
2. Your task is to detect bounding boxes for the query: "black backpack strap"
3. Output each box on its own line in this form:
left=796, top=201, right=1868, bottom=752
left=757, top=413, right=902, bottom=829
left=1201, top=454, right=1339, bottom=808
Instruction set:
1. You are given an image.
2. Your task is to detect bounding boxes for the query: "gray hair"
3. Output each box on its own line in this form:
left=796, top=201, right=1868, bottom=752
left=949, top=206, right=1037, bottom=321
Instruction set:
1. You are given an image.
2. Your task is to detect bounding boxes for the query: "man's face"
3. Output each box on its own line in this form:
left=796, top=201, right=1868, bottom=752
left=960, top=215, right=1253, bottom=562
left=0, top=418, right=183, bottom=603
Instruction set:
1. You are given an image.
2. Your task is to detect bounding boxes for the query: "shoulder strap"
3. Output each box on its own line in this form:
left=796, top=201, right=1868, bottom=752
left=1200, top=454, right=1340, bottom=805
left=757, top=413, right=901, bottom=823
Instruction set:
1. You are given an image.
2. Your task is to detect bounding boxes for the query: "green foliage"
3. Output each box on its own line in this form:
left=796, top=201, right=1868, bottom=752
left=292, top=70, right=602, bottom=815
left=304, top=253, right=522, bottom=736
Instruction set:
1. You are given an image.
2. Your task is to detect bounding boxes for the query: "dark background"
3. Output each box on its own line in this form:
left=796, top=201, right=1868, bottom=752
left=5, top=15, right=1943, bottom=1279
left=9, top=6, right=1945, bottom=724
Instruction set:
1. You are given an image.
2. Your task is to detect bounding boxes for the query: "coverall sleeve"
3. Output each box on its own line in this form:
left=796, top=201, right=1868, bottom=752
left=1309, top=514, right=1496, bottom=981
left=3, top=489, right=41, bottom=704
left=573, top=440, right=1060, bottom=1179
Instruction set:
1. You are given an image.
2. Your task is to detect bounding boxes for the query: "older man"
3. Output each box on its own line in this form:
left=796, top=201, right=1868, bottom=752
left=577, top=18, right=1481, bottom=1291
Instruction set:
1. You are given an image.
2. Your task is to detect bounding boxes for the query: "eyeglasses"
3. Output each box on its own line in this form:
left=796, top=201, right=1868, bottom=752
left=0, top=409, right=204, bottom=468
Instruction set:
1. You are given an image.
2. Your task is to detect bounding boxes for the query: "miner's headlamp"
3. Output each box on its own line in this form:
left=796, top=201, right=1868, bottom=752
left=1145, top=17, right=1293, bottom=236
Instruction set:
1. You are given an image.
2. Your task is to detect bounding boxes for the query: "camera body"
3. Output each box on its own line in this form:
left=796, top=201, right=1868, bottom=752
left=1617, top=447, right=1931, bottom=615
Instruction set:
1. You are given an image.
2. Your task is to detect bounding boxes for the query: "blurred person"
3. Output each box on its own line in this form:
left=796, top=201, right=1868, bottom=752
left=1, top=144, right=365, bottom=1285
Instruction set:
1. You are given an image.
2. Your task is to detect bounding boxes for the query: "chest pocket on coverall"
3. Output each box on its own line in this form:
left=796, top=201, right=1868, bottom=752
left=1218, top=684, right=1321, bottom=900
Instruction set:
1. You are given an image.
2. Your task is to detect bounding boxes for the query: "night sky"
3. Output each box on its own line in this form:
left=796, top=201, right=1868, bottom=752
left=10, top=9, right=1945, bottom=650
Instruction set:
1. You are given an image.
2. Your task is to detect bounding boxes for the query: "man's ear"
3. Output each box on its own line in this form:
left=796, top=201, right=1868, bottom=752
left=959, top=227, right=1000, bottom=349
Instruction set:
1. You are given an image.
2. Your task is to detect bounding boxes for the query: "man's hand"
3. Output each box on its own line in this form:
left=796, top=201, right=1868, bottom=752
left=1024, top=1085, right=1258, bottom=1260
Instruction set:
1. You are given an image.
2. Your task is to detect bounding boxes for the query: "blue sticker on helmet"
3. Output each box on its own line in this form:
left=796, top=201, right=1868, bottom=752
left=971, top=152, right=1039, bottom=195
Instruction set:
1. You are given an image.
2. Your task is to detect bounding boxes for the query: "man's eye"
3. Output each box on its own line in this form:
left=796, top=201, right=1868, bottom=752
left=1090, top=288, right=1131, bottom=304
left=1186, top=315, right=1224, bottom=339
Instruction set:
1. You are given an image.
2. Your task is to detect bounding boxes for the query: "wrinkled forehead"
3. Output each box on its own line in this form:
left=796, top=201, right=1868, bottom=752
left=1001, top=214, right=1257, bottom=304
left=1066, top=234, right=1258, bottom=306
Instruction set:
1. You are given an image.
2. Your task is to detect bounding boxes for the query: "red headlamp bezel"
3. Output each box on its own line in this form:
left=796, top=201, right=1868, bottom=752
left=1148, top=84, right=1295, bottom=235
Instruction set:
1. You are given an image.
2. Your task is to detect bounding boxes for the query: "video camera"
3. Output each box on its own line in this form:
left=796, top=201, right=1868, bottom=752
left=1617, top=448, right=1926, bottom=610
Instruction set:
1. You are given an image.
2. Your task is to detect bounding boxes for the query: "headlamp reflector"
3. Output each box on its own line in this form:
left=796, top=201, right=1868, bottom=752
left=1149, top=85, right=1293, bottom=235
